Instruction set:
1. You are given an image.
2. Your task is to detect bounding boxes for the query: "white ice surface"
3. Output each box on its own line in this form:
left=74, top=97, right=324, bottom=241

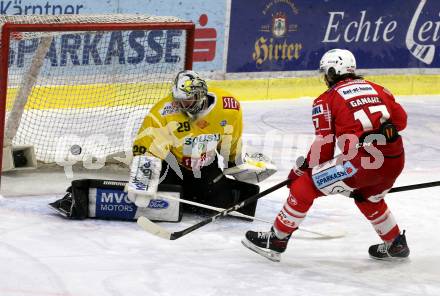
left=1, top=96, right=439, bottom=296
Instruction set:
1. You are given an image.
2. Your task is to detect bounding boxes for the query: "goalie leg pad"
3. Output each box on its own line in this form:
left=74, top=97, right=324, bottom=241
left=50, top=179, right=182, bottom=222
left=89, top=181, right=182, bottom=222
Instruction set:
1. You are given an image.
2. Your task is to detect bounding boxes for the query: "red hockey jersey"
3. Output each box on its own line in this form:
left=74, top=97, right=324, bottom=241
left=306, top=78, right=407, bottom=166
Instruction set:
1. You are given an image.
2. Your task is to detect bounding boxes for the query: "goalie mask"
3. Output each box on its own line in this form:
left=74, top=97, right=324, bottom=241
left=172, top=70, right=208, bottom=117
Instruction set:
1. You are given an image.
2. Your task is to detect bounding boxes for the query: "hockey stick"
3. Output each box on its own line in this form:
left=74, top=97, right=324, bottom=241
left=389, top=180, right=440, bottom=194
left=156, top=193, right=261, bottom=221
left=160, top=194, right=344, bottom=239
left=137, top=179, right=290, bottom=240
left=349, top=180, right=440, bottom=201
left=138, top=178, right=440, bottom=240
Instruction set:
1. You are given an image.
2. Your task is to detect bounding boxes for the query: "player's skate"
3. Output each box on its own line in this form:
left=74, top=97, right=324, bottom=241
left=369, top=230, right=410, bottom=260
left=241, top=227, right=291, bottom=262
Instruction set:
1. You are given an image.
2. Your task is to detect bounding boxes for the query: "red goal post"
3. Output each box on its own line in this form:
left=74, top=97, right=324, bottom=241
left=0, top=15, right=195, bottom=175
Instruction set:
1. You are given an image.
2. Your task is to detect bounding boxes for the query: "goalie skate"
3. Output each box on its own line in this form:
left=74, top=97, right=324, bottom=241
left=48, top=192, right=74, bottom=218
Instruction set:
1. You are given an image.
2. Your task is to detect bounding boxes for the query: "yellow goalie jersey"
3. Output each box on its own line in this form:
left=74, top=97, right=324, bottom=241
left=133, top=87, right=243, bottom=171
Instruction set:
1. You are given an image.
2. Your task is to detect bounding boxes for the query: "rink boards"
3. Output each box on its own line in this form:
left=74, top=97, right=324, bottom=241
left=4, top=74, right=440, bottom=111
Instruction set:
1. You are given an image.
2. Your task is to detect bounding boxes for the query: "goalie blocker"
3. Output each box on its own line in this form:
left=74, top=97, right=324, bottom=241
left=49, top=179, right=183, bottom=222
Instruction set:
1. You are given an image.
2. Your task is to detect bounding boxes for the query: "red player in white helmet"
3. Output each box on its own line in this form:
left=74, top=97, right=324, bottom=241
left=243, top=49, right=409, bottom=262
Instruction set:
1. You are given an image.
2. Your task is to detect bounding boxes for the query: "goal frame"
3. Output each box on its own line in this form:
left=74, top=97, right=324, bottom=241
left=0, top=19, right=195, bottom=176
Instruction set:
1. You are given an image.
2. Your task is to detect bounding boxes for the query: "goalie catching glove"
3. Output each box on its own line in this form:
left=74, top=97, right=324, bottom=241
left=223, top=152, right=277, bottom=184
left=126, top=155, right=162, bottom=207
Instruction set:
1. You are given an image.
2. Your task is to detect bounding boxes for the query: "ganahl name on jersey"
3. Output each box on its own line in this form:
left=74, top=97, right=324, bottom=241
left=312, top=162, right=357, bottom=189
left=337, top=83, right=378, bottom=100
left=160, top=101, right=180, bottom=116
left=222, top=96, right=240, bottom=110
left=348, top=96, right=383, bottom=108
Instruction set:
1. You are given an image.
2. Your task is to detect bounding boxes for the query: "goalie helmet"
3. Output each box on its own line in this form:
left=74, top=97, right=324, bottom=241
left=172, top=70, right=208, bottom=117
left=319, top=49, right=356, bottom=84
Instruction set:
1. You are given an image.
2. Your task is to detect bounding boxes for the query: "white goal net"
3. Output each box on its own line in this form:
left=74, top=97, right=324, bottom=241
left=0, top=14, right=194, bottom=170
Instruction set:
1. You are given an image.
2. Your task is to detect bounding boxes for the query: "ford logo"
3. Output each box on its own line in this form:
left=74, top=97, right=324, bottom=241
left=147, top=199, right=169, bottom=209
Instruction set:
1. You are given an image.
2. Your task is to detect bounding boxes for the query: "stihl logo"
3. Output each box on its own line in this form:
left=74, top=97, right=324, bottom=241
left=223, top=97, right=240, bottom=110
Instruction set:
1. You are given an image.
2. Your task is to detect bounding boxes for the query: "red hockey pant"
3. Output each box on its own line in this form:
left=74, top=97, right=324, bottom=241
left=274, top=152, right=405, bottom=242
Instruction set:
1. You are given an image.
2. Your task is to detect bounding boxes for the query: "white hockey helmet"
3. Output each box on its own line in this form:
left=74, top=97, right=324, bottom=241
left=172, top=70, right=208, bottom=117
left=319, top=49, right=356, bottom=77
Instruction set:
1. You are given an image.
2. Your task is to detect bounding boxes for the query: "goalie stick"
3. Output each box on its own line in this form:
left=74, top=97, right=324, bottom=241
left=137, top=179, right=290, bottom=240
